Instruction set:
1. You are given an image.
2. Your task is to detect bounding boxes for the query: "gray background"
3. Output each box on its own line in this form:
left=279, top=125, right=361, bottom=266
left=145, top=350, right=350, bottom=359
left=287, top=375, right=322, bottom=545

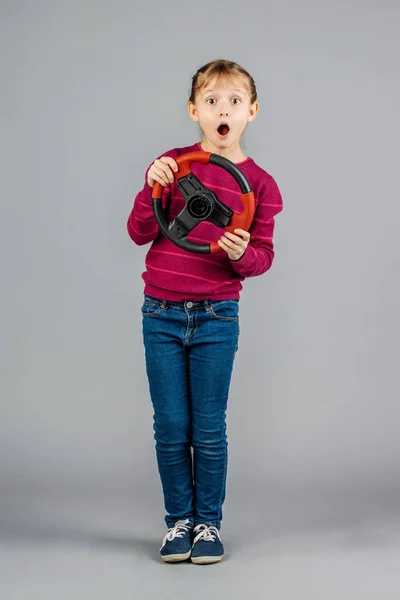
left=1, top=0, right=400, bottom=598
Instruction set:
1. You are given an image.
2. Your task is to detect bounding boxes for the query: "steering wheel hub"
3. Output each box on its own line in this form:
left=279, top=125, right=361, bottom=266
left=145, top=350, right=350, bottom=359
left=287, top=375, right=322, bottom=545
left=187, top=193, right=214, bottom=220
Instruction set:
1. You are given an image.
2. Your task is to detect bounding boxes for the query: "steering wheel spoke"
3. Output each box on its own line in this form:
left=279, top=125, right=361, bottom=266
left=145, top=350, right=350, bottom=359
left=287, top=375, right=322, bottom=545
left=207, top=197, right=234, bottom=228
left=168, top=208, right=199, bottom=239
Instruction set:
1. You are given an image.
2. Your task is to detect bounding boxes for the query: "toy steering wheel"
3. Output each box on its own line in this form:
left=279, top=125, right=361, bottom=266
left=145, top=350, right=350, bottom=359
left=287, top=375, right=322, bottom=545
left=152, top=151, right=255, bottom=254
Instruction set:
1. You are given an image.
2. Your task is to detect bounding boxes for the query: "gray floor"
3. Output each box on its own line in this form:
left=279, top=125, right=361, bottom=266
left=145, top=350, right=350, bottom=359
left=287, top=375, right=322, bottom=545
left=1, top=486, right=400, bottom=599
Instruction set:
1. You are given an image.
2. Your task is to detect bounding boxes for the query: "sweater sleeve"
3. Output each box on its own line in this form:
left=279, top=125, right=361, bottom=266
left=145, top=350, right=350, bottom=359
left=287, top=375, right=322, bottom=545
left=229, top=176, right=283, bottom=277
left=126, top=156, right=174, bottom=246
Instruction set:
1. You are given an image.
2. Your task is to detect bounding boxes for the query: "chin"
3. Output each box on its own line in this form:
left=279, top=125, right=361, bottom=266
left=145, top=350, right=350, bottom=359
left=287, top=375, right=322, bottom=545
left=216, top=139, right=238, bottom=150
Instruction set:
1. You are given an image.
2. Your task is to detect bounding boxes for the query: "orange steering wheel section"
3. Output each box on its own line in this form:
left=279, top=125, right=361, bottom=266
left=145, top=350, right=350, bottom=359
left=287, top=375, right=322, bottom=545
left=152, top=151, right=255, bottom=254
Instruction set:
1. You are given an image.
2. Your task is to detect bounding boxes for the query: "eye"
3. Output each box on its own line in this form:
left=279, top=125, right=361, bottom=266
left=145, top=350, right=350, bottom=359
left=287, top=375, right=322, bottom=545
left=231, top=97, right=241, bottom=105
left=206, top=98, right=216, bottom=105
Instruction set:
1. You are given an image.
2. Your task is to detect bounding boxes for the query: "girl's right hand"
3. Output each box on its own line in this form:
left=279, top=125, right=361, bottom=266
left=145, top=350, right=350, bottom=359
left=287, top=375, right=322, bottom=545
left=147, top=156, right=178, bottom=188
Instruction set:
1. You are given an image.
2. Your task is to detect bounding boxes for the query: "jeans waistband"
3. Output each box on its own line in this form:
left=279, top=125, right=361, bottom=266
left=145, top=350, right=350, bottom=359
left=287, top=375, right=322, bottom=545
left=144, top=295, right=238, bottom=310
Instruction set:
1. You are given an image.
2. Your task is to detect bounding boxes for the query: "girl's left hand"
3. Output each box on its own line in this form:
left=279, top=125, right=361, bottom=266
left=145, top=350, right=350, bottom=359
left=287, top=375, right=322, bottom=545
left=218, top=229, right=251, bottom=261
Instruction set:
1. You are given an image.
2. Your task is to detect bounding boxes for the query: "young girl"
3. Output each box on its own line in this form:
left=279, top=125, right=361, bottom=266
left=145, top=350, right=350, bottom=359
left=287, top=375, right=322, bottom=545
left=127, top=59, right=283, bottom=564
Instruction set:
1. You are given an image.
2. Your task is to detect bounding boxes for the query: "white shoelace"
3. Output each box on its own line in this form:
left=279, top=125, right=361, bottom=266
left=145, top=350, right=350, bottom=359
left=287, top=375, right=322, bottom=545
left=192, top=524, right=221, bottom=545
left=160, top=518, right=191, bottom=550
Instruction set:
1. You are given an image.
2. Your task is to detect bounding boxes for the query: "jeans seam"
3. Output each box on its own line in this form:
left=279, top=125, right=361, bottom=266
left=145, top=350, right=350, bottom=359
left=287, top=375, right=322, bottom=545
left=216, top=443, right=227, bottom=525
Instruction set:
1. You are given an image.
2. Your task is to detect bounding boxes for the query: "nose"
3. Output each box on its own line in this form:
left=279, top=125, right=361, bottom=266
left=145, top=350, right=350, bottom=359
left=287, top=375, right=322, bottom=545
left=219, top=100, right=230, bottom=117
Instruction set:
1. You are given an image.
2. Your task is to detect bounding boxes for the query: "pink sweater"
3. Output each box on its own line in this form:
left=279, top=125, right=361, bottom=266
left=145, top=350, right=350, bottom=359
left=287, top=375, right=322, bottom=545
left=127, top=142, right=283, bottom=301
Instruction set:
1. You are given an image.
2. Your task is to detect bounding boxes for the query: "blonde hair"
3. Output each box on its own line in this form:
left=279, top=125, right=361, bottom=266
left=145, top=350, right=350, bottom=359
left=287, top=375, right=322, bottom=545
left=189, top=59, right=257, bottom=104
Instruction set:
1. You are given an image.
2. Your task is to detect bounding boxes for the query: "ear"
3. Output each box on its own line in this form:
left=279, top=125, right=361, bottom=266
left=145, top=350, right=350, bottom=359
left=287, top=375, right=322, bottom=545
left=247, top=101, right=259, bottom=123
left=188, top=101, right=199, bottom=123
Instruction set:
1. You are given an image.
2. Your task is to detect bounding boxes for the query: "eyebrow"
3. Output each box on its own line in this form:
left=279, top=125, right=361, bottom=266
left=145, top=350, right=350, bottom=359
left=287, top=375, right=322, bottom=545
left=202, top=88, right=245, bottom=95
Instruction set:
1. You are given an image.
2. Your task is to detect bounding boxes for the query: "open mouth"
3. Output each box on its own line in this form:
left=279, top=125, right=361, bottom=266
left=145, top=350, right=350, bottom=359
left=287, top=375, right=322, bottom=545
left=217, top=123, right=230, bottom=136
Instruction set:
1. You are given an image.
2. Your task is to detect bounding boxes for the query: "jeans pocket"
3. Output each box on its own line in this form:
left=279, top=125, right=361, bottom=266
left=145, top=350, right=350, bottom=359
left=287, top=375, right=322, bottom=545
left=141, top=298, right=162, bottom=317
left=209, top=300, right=239, bottom=321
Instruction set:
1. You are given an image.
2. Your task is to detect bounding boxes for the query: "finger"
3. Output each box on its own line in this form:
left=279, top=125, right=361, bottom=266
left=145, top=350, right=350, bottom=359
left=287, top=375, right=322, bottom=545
left=159, top=157, right=178, bottom=180
left=152, top=164, right=170, bottom=181
left=224, top=232, right=243, bottom=243
left=234, top=229, right=251, bottom=241
left=154, top=161, right=174, bottom=184
left=220, top=239, right=240, bottom=259
left=154, top=175, right=169, bottom=187
left=223, top=233, right=246, bottom=249
left=152, top=167, right=170, bottom=186
left=159, top=156, right=179, bottom=172
left=162, top=167, right=175, bottom=184
left=153, top=171, right=169, bottom=187
left=218, top=239, right=238, bottom=259
left=163, top=166, right=175, bottom=184
left=218, top=238, right=230, bottom=251
left=220, top=236, right=235, bottom=248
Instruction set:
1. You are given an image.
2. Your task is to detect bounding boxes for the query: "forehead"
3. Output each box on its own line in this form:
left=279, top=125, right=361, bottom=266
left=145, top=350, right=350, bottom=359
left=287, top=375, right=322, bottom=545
left=199, top=75, right=249, bottom=96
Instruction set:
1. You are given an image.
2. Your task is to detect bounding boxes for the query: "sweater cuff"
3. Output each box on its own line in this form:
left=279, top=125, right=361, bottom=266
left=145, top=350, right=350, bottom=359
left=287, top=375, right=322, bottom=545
left=229, top=244, right=256, bottom=275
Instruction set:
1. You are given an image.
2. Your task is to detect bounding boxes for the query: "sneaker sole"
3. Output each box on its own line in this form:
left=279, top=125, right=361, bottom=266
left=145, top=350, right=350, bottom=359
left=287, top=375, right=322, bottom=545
left=161, top=550, right=191, bottom=563
left=191, top=555, right=223, bottom=564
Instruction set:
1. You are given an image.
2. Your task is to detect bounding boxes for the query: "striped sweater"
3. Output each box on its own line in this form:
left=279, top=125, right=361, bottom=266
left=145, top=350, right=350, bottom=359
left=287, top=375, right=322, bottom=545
left=127, top=142, right=283, bottom=301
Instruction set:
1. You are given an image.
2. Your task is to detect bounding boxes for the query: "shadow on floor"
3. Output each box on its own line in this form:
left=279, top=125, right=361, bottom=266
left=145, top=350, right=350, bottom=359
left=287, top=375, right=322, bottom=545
left=1, top=486, right=400, bottom=559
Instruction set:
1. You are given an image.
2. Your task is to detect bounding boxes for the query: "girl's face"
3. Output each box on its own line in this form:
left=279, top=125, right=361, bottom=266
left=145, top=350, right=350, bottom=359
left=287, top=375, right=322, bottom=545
left=188, top=76, right=258, bottom=151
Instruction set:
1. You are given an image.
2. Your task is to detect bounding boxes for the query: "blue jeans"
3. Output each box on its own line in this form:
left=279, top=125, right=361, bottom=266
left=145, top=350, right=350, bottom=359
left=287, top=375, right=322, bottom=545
left=141, top=294, right=239, bottom=530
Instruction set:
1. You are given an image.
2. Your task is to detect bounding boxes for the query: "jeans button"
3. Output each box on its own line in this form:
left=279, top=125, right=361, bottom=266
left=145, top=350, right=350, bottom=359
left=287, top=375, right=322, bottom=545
left=187, top=301, right=193, bottom=308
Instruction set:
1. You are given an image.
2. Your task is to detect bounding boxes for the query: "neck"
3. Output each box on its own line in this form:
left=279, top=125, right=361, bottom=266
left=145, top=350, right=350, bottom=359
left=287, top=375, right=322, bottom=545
left=200, top=139, right=247, bottom=164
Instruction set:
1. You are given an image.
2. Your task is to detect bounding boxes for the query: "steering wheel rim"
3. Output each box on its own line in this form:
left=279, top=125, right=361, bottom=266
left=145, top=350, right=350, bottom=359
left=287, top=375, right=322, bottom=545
left=151, top=151, right=255, bottom=254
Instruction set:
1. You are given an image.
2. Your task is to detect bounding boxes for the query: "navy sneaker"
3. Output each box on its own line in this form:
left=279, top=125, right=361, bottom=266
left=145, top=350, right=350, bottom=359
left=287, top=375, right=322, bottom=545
left=159, top=519, right=193, bottom=562
left=191, top=524, right=224, bottom=564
